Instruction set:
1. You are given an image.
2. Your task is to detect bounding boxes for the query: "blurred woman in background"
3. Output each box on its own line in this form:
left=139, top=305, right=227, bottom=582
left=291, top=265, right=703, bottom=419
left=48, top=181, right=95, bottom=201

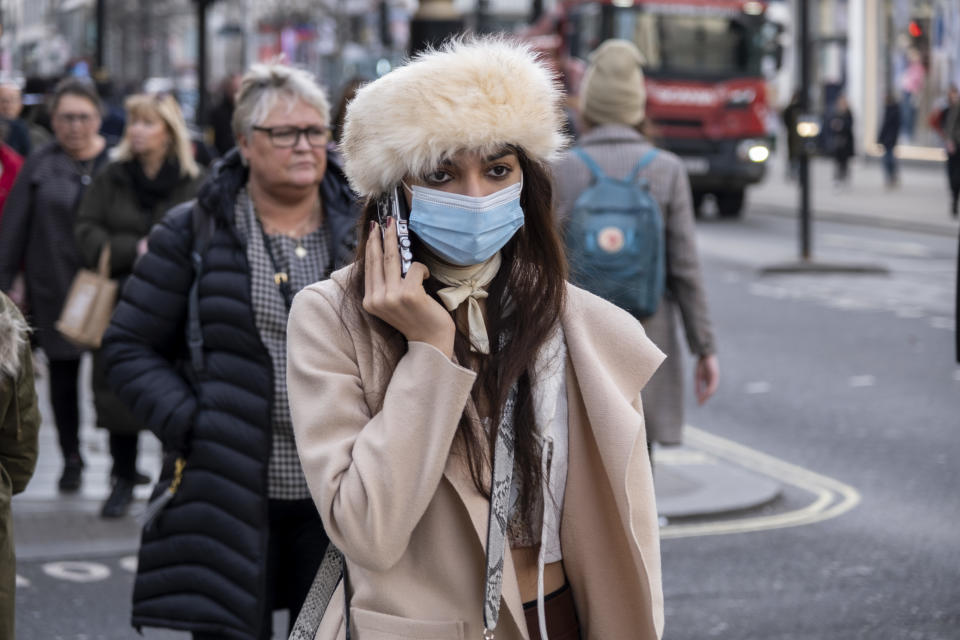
left=75, top=93, right=204, bottom=518
left=0, top=78, right=109, bottom=493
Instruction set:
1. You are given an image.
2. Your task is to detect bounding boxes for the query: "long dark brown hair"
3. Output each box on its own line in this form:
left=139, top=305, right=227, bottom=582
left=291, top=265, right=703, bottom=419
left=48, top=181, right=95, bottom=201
left=346, top=149, right=567, bottom=512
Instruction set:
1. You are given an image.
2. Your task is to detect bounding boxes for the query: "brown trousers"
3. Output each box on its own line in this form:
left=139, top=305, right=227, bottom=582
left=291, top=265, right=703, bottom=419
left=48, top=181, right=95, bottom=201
left=523, top=583, right=581, bottom=640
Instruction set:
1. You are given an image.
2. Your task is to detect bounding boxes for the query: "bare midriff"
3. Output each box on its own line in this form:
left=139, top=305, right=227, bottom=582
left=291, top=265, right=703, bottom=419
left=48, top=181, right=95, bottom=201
left=512, top=546, right=566, bottom=604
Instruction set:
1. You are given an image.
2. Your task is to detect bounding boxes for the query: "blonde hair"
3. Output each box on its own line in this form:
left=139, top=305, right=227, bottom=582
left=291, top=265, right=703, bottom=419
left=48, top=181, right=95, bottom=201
left=111, top=93, right=200, bottom=178
left=232, top=62, right=330, bottom=139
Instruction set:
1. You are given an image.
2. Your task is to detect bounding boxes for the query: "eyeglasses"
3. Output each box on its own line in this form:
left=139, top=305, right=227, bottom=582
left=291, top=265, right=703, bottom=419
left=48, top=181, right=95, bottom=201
left=252, top=125, right=328, bottom=148
left=55, top=113, right=96, bottom=125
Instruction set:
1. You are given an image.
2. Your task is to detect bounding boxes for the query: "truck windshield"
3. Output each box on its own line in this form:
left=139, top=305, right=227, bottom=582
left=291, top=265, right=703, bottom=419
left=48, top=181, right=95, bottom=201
left=610, top=7, right=765, bottom=79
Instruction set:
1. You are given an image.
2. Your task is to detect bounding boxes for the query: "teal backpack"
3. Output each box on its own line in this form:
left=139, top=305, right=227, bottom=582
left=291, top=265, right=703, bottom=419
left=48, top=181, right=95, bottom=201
left=565, top=147, right=665, bottom=318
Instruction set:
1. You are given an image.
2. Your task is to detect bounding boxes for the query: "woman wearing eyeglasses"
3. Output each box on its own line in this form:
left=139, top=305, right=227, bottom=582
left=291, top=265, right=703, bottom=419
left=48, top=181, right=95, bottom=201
left=99, top=64, right=359, bottom=639
left=0, top=78, right=109, bottom=493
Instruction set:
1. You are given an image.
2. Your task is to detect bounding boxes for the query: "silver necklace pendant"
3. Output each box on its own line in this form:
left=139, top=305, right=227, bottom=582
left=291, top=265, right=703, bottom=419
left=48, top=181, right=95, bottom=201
left=294, top=242, right=307, bottom=259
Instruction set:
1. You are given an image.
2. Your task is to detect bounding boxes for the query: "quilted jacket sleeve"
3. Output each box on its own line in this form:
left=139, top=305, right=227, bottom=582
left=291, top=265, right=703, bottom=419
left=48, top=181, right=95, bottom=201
left=100, top=204, right=198, bottom=450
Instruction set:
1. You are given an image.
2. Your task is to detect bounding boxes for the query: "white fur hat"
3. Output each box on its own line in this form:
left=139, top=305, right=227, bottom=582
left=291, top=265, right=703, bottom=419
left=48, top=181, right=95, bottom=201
left=341, top=37, right=568, bottom=197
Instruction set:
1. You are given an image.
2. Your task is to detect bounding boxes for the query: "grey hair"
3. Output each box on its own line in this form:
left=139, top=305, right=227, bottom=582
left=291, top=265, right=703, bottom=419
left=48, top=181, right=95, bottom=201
left=232, top=63, right=331, bottom=140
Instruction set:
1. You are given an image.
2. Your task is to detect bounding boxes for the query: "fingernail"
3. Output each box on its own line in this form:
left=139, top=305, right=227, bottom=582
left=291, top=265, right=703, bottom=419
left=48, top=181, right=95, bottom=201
left=369, top=220, right=376, bottom=233
left=386, top=216, right=394, bottom=229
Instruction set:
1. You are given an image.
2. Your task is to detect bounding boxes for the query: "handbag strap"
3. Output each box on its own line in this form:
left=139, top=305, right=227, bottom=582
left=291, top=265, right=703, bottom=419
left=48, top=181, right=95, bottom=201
left=97, top=244, right=111, bottom=278
left=482, top=383, right=518, bottom=639
left=288, top=545, right=347, bottom=640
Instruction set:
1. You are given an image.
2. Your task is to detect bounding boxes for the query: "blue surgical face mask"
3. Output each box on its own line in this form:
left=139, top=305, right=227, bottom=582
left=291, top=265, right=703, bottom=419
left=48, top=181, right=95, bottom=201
left=406, top=178, right=525, bottom=267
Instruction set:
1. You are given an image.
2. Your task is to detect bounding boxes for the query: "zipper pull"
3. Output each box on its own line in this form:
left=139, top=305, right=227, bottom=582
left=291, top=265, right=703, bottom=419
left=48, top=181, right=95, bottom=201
left=138, top=457, right=186, bottom=531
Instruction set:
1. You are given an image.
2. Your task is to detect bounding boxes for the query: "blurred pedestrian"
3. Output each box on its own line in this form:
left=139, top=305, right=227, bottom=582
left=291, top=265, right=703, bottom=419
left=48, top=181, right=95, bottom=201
left=827, top=95, right=855, bottom=187
left=74, top=93, right=204, bottom=518
left=94, top=72, right=125, bottom=144
left=782, top=89, right=803, bottom=179
left=943, top=85, right=960, bottom=218
left=899, top=47, right=925, bottom=142
left=955, top=225, right=959, bottom=363
left=553, top=39, right=719, bottom=464
left=0, top=78, right=108, bottom=493
left=101, top=62, right=358, bottom=639
left=0, top=141, right=24, bottom=226
left=0, top=114, right=30, bottom=158
left=878, top=93, right=901, bottom=188
left=208, top=73, right=242, bottom=156
left=0, top=81, right=51, bottom=152
left=287, top=37, right=665, bottom=639
left=0, top=291, right=41, bottom=640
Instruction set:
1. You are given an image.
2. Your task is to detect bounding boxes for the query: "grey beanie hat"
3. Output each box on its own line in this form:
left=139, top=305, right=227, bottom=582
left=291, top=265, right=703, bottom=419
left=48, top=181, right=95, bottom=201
left=580, top=39, right=647, bottom=127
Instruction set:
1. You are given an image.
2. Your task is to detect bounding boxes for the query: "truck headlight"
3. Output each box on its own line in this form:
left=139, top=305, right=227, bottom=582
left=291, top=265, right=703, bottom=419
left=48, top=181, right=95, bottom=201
left=748, top=145, right=770, bottom=163
left=737, top=140, right=770, bottom=163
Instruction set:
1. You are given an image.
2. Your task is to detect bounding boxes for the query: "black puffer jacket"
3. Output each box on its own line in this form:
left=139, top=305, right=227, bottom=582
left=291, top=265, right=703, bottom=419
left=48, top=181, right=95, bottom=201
left=101, top=149, right=358, bottom=638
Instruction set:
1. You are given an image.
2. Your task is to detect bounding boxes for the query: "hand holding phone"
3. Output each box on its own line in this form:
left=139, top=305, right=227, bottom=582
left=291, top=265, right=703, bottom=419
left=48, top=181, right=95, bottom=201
left=364, top=210, right=455, bottom=358
left=377, top=187, right=413, bottom=276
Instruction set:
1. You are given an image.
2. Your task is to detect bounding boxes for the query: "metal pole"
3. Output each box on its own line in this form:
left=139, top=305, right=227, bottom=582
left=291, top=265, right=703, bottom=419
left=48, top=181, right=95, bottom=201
left=140, top=0, right=151, bottom=82
left=798, top=0, right=812, bottom=261
left=197, top=0, right=208, bottom=126
left=95, top=0, right=106, bottom=69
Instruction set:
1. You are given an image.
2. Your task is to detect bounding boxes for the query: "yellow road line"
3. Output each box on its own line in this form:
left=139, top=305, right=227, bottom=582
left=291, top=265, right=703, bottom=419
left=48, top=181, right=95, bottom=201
left=661, top=426, right=861, bottom=539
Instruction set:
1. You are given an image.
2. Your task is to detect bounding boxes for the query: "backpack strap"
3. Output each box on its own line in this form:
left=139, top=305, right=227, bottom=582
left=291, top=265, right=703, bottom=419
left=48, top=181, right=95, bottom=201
left=627, top=148, right=660, bottom=183
left=187, top=207, right=215, bottom=374
left=572, top=147, right=609, bottom=182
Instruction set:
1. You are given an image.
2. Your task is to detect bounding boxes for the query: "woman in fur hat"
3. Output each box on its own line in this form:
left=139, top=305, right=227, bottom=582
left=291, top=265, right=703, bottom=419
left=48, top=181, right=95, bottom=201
left=287, top=37, right=665, bottom=640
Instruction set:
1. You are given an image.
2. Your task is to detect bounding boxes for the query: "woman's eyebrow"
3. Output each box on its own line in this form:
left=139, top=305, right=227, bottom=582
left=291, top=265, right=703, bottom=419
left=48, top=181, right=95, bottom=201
left=485, top=150, right=513, bottom=162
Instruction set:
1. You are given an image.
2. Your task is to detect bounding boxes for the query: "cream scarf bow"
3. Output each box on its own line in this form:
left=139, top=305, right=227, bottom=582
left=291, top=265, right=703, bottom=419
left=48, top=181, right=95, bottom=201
left=423, top=253, right=502, bottom=354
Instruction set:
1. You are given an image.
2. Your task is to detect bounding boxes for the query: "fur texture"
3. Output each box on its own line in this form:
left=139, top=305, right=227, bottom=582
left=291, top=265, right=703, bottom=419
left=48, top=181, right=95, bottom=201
left=0, top=299, right=29, bottom=379
left=341, top=37, right=569, bottom=197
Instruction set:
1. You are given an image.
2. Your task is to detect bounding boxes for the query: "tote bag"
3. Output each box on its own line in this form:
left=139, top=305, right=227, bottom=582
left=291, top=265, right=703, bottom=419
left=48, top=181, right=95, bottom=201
left=55, top=245, right=117, bottom=349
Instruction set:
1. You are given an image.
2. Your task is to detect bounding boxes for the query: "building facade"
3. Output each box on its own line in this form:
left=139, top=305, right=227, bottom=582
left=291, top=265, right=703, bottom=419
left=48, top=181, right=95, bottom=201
left=800, top=0, right=960, bottom=160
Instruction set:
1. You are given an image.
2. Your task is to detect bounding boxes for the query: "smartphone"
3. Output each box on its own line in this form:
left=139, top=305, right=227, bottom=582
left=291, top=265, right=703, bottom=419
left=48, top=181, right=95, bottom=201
left=376, top=186, right=413, bottom=276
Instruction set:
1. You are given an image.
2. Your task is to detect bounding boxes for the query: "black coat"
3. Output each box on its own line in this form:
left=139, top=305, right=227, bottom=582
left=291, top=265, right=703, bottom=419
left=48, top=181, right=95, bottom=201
left=827, top=110, right=855, bottom=160
left=782, top=100, right=803, bottom=159
left=0, top=142, right=109, bottom=360
left=101, top=149, right=358, bottom=638
left=878, top=103, right=901, bottom=150
left=75, top=159, right=204, bottom=435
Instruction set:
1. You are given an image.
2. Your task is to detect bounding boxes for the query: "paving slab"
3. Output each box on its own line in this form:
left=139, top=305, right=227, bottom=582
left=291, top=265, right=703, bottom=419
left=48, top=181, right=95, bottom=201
left=750, top=153, right=960, bottom=236
left=654, top=446, right=782, bottom=519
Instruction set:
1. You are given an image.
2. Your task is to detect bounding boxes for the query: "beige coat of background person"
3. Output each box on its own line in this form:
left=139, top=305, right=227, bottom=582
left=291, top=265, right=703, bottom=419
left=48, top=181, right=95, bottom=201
left=553, top=125, right=716, bottom=445
left=287, top=269, right=666, bottom=640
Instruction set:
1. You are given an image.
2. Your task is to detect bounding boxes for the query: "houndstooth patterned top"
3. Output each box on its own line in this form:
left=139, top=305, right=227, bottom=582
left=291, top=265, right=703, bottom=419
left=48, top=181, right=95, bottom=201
left=235, top=188, right=332, bottom=500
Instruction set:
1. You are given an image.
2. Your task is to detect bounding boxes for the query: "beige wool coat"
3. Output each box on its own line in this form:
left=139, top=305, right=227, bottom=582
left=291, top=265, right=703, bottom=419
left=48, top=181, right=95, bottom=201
left=287, top=267, right=666, bottom=640
left=553, top=124, right=716, bottom=445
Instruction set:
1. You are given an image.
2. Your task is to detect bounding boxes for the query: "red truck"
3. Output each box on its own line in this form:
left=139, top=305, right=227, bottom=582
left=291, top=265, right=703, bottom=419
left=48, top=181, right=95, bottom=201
left=547, top=0, right=780, bottom=217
